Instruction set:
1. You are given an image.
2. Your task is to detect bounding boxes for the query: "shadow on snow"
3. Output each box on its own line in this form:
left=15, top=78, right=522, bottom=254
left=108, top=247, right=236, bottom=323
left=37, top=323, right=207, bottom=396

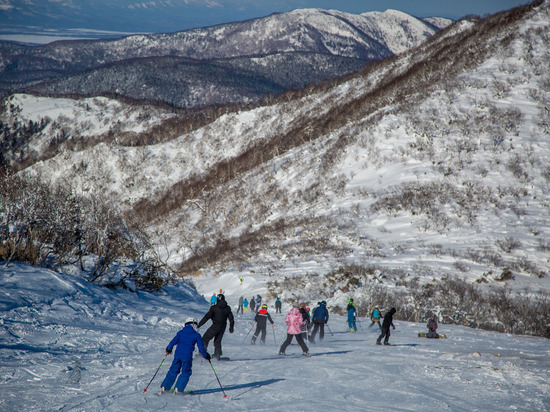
left=190, top=378, right=284, bottom=396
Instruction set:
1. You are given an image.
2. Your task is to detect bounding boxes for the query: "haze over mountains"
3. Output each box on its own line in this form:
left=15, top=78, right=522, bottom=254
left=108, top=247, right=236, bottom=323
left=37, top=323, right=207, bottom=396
left=0, top=9, right=450, bottom=108
left=1, top=2, right=549, bottom=336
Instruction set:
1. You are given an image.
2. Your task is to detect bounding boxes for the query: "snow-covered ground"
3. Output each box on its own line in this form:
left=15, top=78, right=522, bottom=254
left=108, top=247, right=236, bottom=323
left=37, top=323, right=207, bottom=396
left=1, top=263, right=548, bottom=411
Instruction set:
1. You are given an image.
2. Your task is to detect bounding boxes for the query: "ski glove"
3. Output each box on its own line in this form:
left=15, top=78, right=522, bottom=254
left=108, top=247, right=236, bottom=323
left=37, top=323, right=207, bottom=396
left=229, top=326, right=234, bottom=333
left=392, top=325, right=396, bottom=330
left=204, top=353, right=211, bottom=360
left=166, top=349, right=172, bottom=355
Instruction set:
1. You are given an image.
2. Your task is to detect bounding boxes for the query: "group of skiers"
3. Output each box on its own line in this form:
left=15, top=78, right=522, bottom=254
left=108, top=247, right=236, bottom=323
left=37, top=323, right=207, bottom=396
left=157, top=294, right=439, bottom=395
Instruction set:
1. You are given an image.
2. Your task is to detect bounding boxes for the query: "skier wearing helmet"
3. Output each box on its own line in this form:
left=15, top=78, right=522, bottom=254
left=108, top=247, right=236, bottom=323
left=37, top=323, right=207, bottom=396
left=198, top=294, right=235, bottom=360
left=159, top=317, right=210, bottom=395
left=251, top=304, right=274, bottom=344
left=310, top=300, right=329, bottom=343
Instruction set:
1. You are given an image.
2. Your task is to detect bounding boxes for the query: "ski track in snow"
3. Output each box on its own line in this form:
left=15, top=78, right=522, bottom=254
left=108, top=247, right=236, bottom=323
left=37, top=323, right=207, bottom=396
left=1, top=263, right=549, bottom=411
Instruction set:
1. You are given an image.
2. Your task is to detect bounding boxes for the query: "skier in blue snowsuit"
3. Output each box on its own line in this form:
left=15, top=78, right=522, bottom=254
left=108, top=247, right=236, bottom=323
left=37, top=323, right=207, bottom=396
left=160, top=317, right=210, bottom=394
left=347, top=299, right=357, bottom=332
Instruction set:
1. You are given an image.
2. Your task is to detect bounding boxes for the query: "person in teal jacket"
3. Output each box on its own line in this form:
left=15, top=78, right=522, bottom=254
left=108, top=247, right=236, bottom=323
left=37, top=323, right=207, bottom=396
left=369, top=307, right=382, bottom=331
left=159, top=317, right=210, bottom=395
left=347, top=300, right=357, bottom=332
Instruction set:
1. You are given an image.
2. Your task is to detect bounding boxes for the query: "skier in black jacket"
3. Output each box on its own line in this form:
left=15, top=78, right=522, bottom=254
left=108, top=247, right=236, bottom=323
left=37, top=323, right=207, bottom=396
left=198, top=294, right=235, bottom=360
left=376, top=307, right=396, bottom=346
left=310, top=301, right=329, bottom=343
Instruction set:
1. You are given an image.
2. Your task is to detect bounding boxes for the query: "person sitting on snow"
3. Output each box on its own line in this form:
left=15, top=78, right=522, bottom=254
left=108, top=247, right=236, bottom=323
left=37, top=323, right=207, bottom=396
left=426, top=315, right=439, bottom=338
left=159, top=317, right=210, bottom=395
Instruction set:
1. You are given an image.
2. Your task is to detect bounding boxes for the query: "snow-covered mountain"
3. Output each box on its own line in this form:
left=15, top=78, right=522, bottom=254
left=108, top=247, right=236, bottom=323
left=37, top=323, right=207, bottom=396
left=1, top=2, right=549, bottom=335
left=0, top=8, right=450, bottom=108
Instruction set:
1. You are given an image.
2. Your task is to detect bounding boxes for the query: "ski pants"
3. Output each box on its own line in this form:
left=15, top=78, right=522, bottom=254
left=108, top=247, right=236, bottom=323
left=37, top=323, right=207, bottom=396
left=237, top=304, right=243, bottom=314
left=311, top=321, right=325, bottom=341
left=252, top=325, right=267, bottom=343
left=348, top=319, right=357, bottom=331
left=202, top=324, right=226, bottom=357
left=279, top=333, right=309, bottom=354
left=275, top=305, right=281, bottom=313
left=369, top=319, right=381, bottom=330
left=377, top=327, right=391, bottom=343
left=161, top=357, right=192, bottom=392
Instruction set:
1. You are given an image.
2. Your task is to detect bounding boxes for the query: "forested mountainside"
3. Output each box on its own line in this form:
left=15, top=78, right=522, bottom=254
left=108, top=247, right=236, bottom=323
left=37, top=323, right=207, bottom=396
left=1, top=2, right=549, bottom=335
left=0, top=8, right=450, bottom=108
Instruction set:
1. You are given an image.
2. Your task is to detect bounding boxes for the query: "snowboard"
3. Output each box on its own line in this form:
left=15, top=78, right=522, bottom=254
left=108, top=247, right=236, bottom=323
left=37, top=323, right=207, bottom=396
left=418, top=332, right=446, bottom=339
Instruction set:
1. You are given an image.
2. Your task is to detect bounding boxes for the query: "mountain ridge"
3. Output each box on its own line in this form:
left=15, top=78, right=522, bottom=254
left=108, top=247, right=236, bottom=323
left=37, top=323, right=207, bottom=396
left=0, top=8, right=450, bottom=108
left=1, top=2, right=549, bottom=301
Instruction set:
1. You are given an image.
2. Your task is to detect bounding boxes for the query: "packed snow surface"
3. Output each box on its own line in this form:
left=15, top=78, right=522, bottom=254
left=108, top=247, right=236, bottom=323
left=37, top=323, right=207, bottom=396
left=1, top=263, right=548, bottom=411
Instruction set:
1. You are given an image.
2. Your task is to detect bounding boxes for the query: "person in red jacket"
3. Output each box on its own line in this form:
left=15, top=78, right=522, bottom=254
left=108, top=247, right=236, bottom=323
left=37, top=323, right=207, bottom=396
left=278, top=306, right=310, bottom=356
left=251, top=304, right=274, bottom=344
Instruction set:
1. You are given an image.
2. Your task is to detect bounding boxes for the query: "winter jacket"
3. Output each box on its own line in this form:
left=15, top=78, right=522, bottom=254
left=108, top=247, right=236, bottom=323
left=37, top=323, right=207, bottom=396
left=427, top=318, right=437, bottom=332
left=166, top=324, right=208, bottom=360
left=347, top=306, right=357, bottom=322
left=243, top=299, right=249, bottom=308
left=371, top=309, right=381, bottom=320
left=285, top=307, right=305, bottom=335
left=312, top=304, right=329, bottom=323
left=255, top=308, right=274, bottom=328
left=299, top=307, right=310, bottom=324
left=381, top=308, right=396, bottom=331
left=198, top=299, right=235, bottom=331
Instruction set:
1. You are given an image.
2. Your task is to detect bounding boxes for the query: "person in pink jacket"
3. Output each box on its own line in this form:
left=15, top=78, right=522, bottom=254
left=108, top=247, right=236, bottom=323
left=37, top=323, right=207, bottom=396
left=278, top=306, right=310, bottom=357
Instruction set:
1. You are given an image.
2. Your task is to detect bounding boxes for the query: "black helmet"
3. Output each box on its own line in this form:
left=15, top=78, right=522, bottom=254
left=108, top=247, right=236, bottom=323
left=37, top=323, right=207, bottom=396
left=217, top=293, right=225, bottom=301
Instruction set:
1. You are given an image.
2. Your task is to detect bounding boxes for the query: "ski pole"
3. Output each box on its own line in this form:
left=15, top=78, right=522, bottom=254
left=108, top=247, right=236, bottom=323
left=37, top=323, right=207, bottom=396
left=326, top=324, right=334, bottom=336
left=208, top=359, right=228, bottom=398
left=242, top=322, right=256, bottom=343
left=271, top=323, right=276, bottom=343
left=143, top=353, right=168, bottom=392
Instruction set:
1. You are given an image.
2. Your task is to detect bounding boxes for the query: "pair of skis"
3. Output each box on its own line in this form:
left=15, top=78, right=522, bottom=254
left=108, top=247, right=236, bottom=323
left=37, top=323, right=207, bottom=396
left=156, top=389, right=193, bottom=396
left=144, top=355, right=227, bottom=398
